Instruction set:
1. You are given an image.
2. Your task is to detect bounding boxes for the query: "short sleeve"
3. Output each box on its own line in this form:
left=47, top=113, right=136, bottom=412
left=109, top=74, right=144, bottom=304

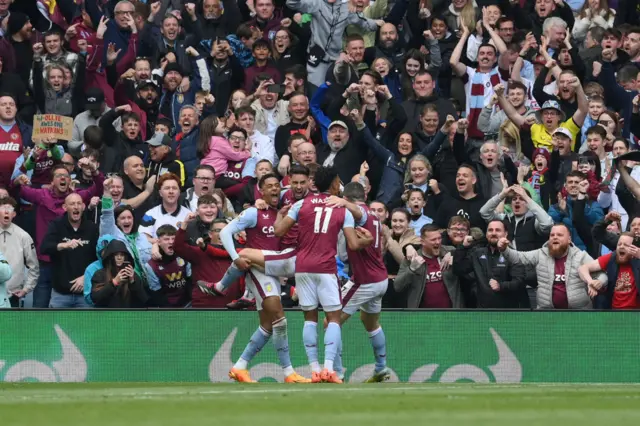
left=287, top=199, right=303, bottom=222
left=236, top=208, right=258, bottom=229
left=597, top=253, right=612, bottom=271
left=343, top=209, right=355, bottom=229
left=356, top=205, right=367, bottom=227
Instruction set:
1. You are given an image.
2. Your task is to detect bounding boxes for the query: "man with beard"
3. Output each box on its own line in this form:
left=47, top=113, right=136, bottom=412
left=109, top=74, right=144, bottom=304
left=453, top=220, right=527, bottom=308
left=146, top=132, right=186, bottom=187
left=394, top=223, right=463, bottom=309
left=15, top=164, right=103, bottom=308
left=145, top=224, right=191, bottom=308
left=208, top=38, right=244, bottom=117
left=0, top=12, right=34, bottom=86
left=364, top=23, right=406, bottom=74
left=402, top=70, right=457, bottom=131
left=549, top=171, right=603, bottom=251
left=450, top=15, right=508, bottom=141
left=40, top=193, right=99, bottom=308
left=113, top=57, right=154, bottom=104
left=139, top=173, right=191, bottom=240
left=69, top=88, right=121, bottom=156
left=579, top=232, right=640, bottom=309
left=325, top=36, right=369, bottom=84
left=99, top=104, right=148, bottom=173
left=624, top=28, right=640, bottom=65
left=317, top=118, right=367, bottom=185
left=158, top=48, right=211, bottom=127
left=274, top=93, right=319, bottom=158
left=478, top=81, right=534, bottom=135
left=534, top=68, right=582, bottom=122
left=432, top=165, right=487, bottom=231
left=498, top=223, right=604, bottom=309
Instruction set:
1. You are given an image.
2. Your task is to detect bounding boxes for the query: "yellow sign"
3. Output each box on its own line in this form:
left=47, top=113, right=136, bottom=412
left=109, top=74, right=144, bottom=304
left=32, top=114, right=74, bottom=141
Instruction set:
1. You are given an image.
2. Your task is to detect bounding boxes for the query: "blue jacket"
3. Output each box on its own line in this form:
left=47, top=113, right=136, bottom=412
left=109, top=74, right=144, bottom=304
left=83, top=235, right=116, bottom=306
left=548, top=198, right=604, bottom=250
left=172, top=127, right=200, bottom=187
left=0, top=252, right=12, bottom=308
left=159, top=56, right=211, bottom=127
left=599, top=253, right=640, bottom=309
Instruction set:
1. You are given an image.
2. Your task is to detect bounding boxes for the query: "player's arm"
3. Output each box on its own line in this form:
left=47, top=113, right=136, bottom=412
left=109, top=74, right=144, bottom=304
left=220, top=209, right=257, bottom=261
left=343, top=211, right=372, bottom=250
left=325, top=196, right=366, bottom=224
left=274, top=201, right=300, bottom=237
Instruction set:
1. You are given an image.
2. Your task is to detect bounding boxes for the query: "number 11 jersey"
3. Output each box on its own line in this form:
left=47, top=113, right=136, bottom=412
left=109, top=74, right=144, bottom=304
left=287, top=193, right=355, bottom=274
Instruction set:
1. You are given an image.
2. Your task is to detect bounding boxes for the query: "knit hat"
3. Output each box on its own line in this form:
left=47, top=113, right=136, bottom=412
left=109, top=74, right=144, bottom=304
left=7, top=12, right=30, bottom=36
left=164, top=62, right=184, bottom=77
left=532, top=148, right=550, bottom=164
left=333, top=60, right=352, bottom=86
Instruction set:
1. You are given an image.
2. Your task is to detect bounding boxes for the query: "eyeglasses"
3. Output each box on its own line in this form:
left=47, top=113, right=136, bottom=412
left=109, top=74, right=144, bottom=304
left=275, top=36, right=290, bottom=41
left=0, top=206, right=15, bottom=213
left=54, top=173, right=70, bottom=179
left=195, top=176, right=214, bottom=182
left=448, top=227, right=469, bottom=233
left=115, top=10, right=134, bottom=15
left=229, top=135, right=246, bottom=142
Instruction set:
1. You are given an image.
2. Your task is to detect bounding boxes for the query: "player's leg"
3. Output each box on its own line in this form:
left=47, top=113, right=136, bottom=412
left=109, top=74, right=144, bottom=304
left=200, top=249, right=266, bottom=295
left=361, top=280, right=390, bottom=383
left=229, top=273, right=272, bottom=383
left=318, top=274, right=344, bottom=384
left=262, top=296, right=311, bottom=383
left=296, top=273, right=322, bottom=381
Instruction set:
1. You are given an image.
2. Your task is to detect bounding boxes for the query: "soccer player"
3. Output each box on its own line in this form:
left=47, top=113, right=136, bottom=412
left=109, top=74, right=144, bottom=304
left=328, top=182, right=390, bottom=382
left=213, top=173, right=310, bottom=383
left=275, top=166, right=373, bottom=384
left=199, top=165, right=312, bottom=295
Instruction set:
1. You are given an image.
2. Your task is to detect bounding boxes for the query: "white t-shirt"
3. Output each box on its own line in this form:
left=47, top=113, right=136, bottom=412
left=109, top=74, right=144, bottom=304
left=138, top=204, right=192, bottom=238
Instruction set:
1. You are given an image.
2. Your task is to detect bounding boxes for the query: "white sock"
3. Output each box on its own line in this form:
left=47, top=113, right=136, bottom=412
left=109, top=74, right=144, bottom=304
left=310, top=361, right=321, bottom=373
left=324, top=360, right=334, bottom=372
left=283, top=366, right=295, bottom=376
left=233, top=359, right=248, bottom=370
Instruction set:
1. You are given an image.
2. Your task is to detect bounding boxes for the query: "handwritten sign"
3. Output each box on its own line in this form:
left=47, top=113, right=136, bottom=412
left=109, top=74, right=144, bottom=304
left=32, top=114, right=74, bottom=141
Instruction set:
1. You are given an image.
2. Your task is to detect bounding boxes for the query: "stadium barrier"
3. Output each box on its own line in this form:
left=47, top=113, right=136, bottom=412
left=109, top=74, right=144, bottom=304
left=1, top=310, right=638, bottom=383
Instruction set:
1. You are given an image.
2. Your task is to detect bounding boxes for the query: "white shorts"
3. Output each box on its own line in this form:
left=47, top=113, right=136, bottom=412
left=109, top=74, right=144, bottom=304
left=246, top=268, right=281, bottom=311
left=294, top=272, right=341, bottom=312
left=341, top=279, right=388, bottom=316
left=263, top=248, right=297, bottom=278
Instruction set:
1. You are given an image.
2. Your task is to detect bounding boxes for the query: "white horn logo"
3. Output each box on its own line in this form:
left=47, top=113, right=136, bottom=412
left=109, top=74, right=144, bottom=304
left=2, top=325, right=87, bottom=382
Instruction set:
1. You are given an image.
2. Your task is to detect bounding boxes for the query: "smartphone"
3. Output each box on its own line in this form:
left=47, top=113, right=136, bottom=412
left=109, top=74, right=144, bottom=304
left=267, top=84, right=285, bottom=95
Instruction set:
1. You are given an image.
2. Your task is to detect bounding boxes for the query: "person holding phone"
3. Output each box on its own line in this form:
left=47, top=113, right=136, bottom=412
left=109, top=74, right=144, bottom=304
left=91, top=239, right=150, bottom=308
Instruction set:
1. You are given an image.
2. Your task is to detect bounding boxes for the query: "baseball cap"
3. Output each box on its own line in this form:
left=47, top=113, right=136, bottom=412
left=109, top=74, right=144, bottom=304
left=553, top=127, right=573, bottom=139
left=146, top=131, right=172, bottom=147
left=85, top=87, right=105, bottom=110
left=136, top=79, right=159, bottom=90
left=329, top=120, right=348, bottom=130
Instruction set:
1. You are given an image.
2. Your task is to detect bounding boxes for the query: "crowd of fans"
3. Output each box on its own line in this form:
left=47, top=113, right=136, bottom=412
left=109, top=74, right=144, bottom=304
left=0, top=0, right=639, bottom=310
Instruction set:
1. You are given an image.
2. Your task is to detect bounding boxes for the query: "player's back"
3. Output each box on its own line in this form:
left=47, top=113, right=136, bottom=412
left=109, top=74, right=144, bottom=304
left=348, top=205, right=387, bottom=285
left=295, top=193, right=346, bottom=274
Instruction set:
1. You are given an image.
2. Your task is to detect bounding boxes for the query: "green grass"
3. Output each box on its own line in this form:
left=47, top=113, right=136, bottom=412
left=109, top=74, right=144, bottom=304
left=1, top=383, right=640, bottom=425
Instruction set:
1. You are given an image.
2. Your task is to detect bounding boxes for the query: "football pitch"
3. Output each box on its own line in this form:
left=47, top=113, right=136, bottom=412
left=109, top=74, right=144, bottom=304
left=1, top=383, right=640, bottom=425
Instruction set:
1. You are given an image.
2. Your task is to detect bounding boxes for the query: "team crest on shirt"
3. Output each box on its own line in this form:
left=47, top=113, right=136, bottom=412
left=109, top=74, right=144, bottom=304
left=177, top=94, right=184, bottom=103
left=10, top=133, right=17, bottom=140
left=234, top=163, right=242, bottom=169
left=177, top=258, right=185, bottom=267
left=262, top=214, right=270, bottom=219
left=47, top=150, right=52, bottom=158
left=266, top=284, right=272, bottom=292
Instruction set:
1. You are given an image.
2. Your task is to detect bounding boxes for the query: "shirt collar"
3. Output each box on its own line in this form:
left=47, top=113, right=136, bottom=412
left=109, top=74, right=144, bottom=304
left=161, top=204, right=181, bottom=217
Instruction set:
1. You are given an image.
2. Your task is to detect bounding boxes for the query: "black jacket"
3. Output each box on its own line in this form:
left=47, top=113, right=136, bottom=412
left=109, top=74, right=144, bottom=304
left=99, top=109, right=149, bottom=174
left=316, top=129, right=369, bottom=185
left=433, top=190, right=487, bottom=231
left=147, top=150, right=186, bottom=188
left=0, top=71, right=36, bottom=124
left=209, top=56, right=245, bottom=117
left=40, top=214, right=99, bottom=294
left=402, top=95, right=457, bottom=132
left=453, top=245, right=528, bottom=309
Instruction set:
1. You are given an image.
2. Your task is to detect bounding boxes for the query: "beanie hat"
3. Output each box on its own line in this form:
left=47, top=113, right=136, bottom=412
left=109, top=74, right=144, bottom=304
left=164, top=62, right=184, bottom=77
left=532, top=148, right=550, bottom=164
left=7, top=12, right=30, bottom=36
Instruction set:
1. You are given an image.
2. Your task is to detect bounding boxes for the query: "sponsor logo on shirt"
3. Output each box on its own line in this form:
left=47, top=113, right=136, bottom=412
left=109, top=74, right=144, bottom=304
left=0, top=142, right=20, bottom=151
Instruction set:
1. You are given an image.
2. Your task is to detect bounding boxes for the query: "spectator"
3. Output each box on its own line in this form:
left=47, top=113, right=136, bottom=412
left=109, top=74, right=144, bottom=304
left=69, top=88, right=121, bottom=156
left=243, top=39, right=281, bottom=92
left=0, top=12, right=35, bottom=86
left=90, top=238, right=149, bottom=308
left=40, top=193, right=99, bottom=308
left=406, top=188, right=432, bottom=236
left=99, top=105, right=148, bottom=174
left=235, top=106, right=277, bottom=165
left=120, top=156, right=157, bottom=213
left=0, top=94, right=33, bottom=189
left=497, top=223, right=605, bottom=309
left=453, top=220, right=527, bottom=308
left=182, top=165, right=217, bottom=212
left=549, top=171, right=604, bottom=251
left=572, top=0, right=616, bottom=43
left=138, top=173, right=192, bottom=240
left=145, top=224, right=191, bottom=308
left=579, top=232, right=639, bottom=309
left=246, top=79, right=290, bottom=142
left=173, top=105, right=206, bottom=185
left=394, top=223, right=463, bottom=308
left=146, top=131, right=186, bottom=187
left=208, top=38, right=245, bottom=118
left=402, top=70, right=457, bottom=131
left=0, top=196, right=38, bottom=307
left=185, top=193, right=220, bottom=244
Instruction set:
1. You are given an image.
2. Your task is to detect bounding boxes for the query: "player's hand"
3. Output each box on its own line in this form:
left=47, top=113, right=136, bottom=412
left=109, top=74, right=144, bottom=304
left=489, top=279, right=500, bottom=291
left=278, top=204, right=291, bottom=217
left=325, top=195, right=347, bottom=208
left=497, top=237, right=510, bottom=252
left=355, top=226, right=373, bottom=242
left=234, top=257, right=252, bottom=271
left=409, top=254, right=425, bottom=272
left=254, top=199, right=268, bottom=210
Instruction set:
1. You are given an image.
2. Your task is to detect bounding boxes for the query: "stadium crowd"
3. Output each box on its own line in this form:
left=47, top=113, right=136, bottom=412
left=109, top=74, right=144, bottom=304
left=0, top=0, right=639, bottom=312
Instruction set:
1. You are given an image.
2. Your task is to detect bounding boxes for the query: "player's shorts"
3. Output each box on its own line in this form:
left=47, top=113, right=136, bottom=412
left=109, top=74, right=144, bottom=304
left=341, top=279, right=388, bottom=316
left=263, top=248, right=297, bottom=278
left=246, top=268, right=281, bottom=311
left=294, top=272, right=341, bottom=312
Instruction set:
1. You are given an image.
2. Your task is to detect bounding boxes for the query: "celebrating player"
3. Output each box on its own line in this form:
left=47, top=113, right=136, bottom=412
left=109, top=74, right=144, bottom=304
left=208, top=174, right=310, bottom=383
left=275, top=166, right=373, bottom=383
